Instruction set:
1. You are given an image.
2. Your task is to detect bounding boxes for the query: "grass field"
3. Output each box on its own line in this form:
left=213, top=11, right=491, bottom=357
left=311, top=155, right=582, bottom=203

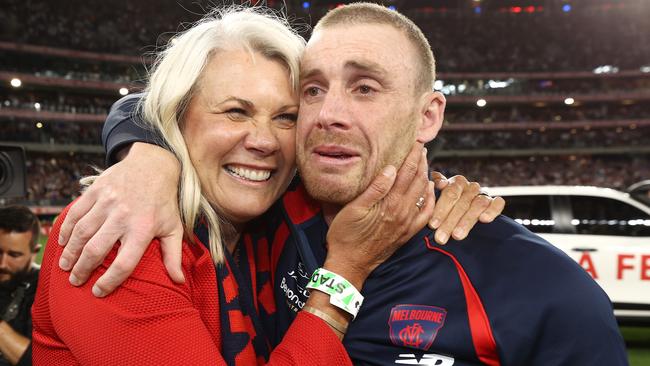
left=34, top=235, right=650, bottom=363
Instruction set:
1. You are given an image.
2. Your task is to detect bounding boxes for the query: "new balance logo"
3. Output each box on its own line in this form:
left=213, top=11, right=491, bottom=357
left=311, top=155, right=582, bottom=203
left=394, top=353, right=455, bottom=365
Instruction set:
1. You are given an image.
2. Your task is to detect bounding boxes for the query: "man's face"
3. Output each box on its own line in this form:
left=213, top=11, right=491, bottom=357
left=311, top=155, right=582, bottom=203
left=296, top=24, right=422, bottom=205
left=0, top=230, right=34, bottom=289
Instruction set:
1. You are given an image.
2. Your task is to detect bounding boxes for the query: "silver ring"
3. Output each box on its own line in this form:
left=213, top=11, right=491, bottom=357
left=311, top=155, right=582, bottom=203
left=415, top=196, right=425, bottom=209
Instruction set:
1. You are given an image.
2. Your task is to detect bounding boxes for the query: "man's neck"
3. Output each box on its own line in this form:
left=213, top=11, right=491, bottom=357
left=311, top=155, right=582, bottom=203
left=321, top=202, right=343, bottom=226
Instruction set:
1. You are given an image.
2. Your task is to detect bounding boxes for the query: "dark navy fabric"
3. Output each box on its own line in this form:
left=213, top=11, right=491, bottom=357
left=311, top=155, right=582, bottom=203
left=269, top=184, right=628, bottom=366
left=102, top=93, right=162, bottom=165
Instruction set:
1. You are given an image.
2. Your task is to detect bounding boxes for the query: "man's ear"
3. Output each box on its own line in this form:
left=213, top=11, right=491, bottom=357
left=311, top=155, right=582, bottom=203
left=416, top=91, right=446, bottom=143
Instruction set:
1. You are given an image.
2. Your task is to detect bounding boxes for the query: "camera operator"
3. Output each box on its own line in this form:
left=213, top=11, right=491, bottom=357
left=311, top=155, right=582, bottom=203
left=0, top=206, right=40, bottom=366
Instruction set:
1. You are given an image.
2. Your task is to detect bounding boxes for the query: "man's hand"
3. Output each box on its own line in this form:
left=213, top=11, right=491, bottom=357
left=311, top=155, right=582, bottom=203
left=428, top=173, right=505, bottom=245
left=57, top=142, right=184, bottom=297
left=324, top=143, right=434, bottom=288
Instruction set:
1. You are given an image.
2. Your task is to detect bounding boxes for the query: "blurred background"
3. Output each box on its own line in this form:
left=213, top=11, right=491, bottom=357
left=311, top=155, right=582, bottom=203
left=0, top=0, right=648, bottom=362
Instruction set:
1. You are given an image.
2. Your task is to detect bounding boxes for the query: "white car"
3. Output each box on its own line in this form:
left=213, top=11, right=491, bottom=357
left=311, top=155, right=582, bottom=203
left=483, top=184, right=650, bottom=324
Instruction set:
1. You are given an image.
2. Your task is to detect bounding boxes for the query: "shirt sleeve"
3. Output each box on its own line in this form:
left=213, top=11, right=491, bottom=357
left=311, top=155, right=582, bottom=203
left=102, top=92, right=163, bottom=165
left=269, top=312, right=352, bottom=365
left=32, top=204, right=225, bottom=366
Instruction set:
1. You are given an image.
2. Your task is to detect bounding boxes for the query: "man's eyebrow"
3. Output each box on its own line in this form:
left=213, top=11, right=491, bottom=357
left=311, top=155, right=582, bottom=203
left=344, top=60, right=388, bottom=77
left=299, top=67, right=324, bottom=83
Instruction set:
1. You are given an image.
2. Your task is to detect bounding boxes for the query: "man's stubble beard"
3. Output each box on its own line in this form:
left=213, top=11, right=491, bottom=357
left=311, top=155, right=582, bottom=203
left=298, top=112, right=417, bottom=206
left=0, top=260, right=33, bottom=292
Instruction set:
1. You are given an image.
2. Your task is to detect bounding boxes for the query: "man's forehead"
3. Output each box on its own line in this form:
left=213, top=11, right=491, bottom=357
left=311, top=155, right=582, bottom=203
left=302, top=24, right=415, bottom=75
left=0, top=230, right=33, bottom=251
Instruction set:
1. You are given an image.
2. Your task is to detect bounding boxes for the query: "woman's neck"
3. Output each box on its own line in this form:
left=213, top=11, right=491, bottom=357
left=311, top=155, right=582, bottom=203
left=223, top=222, right=243, bottom=254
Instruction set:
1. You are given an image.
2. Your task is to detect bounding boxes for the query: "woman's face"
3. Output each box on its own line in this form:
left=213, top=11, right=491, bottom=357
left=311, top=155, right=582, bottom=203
left=182, top=49, right=298, bottom=225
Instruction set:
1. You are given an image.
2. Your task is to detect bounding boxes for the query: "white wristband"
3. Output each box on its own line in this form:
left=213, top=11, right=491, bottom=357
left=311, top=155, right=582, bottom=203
left=306, top=268, right=364, bottom=319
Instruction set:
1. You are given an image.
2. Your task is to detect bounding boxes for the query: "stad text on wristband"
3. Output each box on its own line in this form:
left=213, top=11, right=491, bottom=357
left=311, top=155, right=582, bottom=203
left=306, top=268, right=364, bottom=319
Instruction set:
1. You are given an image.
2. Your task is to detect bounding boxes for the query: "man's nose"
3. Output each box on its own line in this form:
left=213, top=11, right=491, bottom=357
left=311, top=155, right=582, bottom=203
left=316, top=89, right=351, bottom=131
left=0, top=254, right=8, bottom=268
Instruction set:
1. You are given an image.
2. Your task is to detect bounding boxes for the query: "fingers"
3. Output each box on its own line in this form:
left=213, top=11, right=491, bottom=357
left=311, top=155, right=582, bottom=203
left=390, top=143, right=425, bottom=196
left=90, top=235, right=150, bottom=297
left=448, top=194, right=492, bottom=242
left=429, top=175, right=469, bottom=231
left=434, top=179, right=480, bottom=245
left=430, top=171, right=449, bottom=190
left=59, top=203, right=110, bottom=271
left=350, top=165, right=397, bottom=208
left=479, top=196, right=505, bottom=223
left=400, top=147, right=429, bottom=203
left=160, top=226, right=185, bottom=284
left=67, top=223, right=122, bottom=286
left=58, top=188, right=98, bottom=246
left=411, top=181, right=436, bottom=233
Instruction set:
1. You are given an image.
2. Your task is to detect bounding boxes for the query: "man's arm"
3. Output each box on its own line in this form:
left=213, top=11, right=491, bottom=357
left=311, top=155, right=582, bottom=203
left=58, top=94, right=185, bottom=295
left=101, top=92, right=160, bottom=165
left=0, top=321, right=30, bottom=366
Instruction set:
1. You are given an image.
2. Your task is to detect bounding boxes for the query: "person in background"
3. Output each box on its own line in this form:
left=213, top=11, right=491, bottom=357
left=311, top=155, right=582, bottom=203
left=0, top=205, right=40, bottom=366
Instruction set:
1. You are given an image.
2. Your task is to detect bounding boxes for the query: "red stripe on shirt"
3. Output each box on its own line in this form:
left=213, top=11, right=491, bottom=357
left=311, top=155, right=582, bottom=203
left=425, top=236, right=500, bottom=366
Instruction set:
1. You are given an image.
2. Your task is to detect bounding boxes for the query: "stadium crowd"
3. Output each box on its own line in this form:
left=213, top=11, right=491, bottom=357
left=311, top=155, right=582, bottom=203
left=1, top=0, right=648, bottom=72
left=23, top=153, right=104, bottom=205
left=445, top=103, right=650, bottom=124
left=438, top=126, right=650, bottom=150
left=434, top=155, right=650, bottom=190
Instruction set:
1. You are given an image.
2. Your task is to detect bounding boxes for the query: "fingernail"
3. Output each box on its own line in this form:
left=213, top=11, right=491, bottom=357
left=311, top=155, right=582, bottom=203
left=59, top=257, right=70, bottom=270
left=453, top=228, right=465, bottom=239
left=430, top=219, right=440, bottom=228
left=422, top=147, right=428, bottom=156
left=69, top=274, right=80, bottom=286
left=92, top=285, right=105, bottom=298
left=436, top=231, right=448, bottom=245
left=480, top=213, right=491, bottom=222
left=58, top=235, right=65, bottom=245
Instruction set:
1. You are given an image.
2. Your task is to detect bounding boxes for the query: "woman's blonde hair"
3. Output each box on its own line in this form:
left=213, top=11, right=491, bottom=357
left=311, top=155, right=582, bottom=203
left=140, top=6, right=305, bottom=264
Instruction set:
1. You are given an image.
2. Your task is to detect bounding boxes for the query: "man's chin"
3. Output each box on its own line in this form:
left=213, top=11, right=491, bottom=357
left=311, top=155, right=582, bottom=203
left=303, top=180, right=359, bottom=205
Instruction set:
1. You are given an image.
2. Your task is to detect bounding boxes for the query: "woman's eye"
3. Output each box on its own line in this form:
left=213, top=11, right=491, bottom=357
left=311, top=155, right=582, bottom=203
left=276, top=113, right=298, bottom=122
left=226, top=108, right=246, bottom=115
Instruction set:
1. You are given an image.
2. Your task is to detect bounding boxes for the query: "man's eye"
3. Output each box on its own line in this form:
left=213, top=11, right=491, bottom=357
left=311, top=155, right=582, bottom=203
left=305, top=87, right=321, bottom=97
left=358, top=85, right=374, bottom=94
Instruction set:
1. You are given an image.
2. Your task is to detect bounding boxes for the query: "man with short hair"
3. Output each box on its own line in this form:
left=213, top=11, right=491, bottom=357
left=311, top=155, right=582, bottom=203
left=58, top=3, right=627, bottom=365
left=0, top=205, right=40, bottom=366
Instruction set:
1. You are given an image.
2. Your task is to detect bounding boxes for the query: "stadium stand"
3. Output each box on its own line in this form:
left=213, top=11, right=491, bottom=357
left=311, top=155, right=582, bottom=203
left=0, top=0, right=648, bottom=207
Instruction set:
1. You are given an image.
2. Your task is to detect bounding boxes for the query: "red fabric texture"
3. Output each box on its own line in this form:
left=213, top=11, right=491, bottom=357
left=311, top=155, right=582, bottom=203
left=32, top=202, right=351, bottom=365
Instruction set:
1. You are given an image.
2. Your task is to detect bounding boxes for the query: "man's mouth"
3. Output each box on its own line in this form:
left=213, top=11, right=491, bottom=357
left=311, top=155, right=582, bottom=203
left=224, top=165, right=273, bottom=182
left=313, top=146, right=360, bottom=161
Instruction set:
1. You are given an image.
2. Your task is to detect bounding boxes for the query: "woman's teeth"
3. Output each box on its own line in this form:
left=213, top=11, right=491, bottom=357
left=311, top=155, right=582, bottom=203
left=226, top=165, right=272, bottom=182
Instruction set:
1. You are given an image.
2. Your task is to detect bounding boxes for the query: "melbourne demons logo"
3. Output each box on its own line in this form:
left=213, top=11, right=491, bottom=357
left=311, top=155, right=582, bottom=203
left=389, top=304, right=447, bottom=351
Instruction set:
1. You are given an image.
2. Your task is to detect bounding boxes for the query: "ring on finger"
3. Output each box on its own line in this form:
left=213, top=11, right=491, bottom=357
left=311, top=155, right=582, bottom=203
left=415, top=196, right=425, bottom=209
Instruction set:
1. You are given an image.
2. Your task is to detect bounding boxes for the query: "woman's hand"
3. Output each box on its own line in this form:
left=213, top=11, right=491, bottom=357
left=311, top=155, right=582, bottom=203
left=324, top=143, right=434, bottom=288
left=428, top=173, right=505, bottom=244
